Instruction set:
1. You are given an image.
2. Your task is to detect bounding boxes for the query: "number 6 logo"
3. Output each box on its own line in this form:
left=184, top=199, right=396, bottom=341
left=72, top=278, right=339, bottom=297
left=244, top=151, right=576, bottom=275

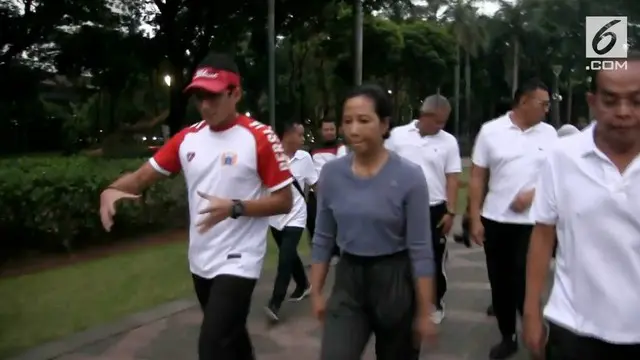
left=592, top=19, right=621, bottom=56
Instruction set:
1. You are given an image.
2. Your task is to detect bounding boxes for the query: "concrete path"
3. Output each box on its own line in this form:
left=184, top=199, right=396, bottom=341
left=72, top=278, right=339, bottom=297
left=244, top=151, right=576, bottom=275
left=12, top=241, right=531, bottom=360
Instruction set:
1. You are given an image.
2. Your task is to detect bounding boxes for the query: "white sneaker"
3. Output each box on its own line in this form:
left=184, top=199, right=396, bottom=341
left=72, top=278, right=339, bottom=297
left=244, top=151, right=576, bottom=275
left=431, top=304, right=445, bottom=324
left=288, top=285, right=312, bottom=302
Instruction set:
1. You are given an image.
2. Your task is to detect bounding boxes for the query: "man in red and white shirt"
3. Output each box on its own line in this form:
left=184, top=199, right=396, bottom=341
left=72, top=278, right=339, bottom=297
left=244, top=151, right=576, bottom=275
left=98, top=53, right=293, bottom=360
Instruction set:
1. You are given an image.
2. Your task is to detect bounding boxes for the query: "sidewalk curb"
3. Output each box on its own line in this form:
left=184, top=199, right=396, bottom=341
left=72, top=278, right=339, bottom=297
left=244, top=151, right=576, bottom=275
left=8, top=298, right=198, bottom=360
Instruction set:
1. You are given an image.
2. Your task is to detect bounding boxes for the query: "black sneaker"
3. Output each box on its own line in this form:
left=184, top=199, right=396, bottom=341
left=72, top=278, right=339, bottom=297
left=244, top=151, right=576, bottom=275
left=288, top=285, right=312, bottom=302
left=486, top=304, right=495, bottom=316
left=489, top=336, right=518, bottom=359
left=264, top=303, right=280, bottom=322
left=453, top=216, right=472, bottom=248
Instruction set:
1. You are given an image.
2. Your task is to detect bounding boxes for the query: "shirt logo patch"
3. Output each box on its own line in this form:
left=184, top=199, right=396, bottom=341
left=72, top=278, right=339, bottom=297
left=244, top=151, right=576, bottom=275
left=186, top=152, right=195, bottom=162
left=221, top=152, right=238, bottom=166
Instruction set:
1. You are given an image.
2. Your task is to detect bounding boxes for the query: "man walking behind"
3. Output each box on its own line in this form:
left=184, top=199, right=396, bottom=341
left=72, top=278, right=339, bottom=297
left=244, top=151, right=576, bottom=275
left=264, top=121, right=317, bottom=322
left=386, top=94, right=461, bottom=324
left=469, top=80, right=558, bottom=359
left=98, top=53, right=293, bottom=360
left=308, top=118, right=343, bottom=260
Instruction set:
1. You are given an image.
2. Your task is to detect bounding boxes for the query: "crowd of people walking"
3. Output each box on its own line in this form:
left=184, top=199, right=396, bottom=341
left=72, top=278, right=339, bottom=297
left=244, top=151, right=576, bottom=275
left=99, top=51, right=640, bottom=360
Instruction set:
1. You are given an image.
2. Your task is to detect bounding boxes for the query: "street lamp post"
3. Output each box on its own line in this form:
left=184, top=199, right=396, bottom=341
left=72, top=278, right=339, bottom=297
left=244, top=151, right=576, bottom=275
left=353, top=0, right=363, bottom=86
left=551, top=64, right=563, bottom=127
left=267, top=0, right=276, bottom=128
left=586, top=76, right=593, bottom=120
left=161, top=75, right=172, bottom=141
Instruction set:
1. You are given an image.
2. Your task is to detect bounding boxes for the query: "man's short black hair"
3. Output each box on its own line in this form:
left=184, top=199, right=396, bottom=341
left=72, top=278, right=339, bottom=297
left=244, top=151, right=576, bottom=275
left=590, top=50, right=640, bottom=92
left=276, top=121, right=302, bottom=138
left=321, top=118, right=336, bottom=127
left=512, top=79, right=549, bottom=107
left=197, top=52, right=240, bottom=75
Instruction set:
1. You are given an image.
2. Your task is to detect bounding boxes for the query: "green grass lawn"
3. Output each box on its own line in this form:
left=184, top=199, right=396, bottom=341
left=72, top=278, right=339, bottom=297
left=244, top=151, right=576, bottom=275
left=0, top=232, right=310, bottom=359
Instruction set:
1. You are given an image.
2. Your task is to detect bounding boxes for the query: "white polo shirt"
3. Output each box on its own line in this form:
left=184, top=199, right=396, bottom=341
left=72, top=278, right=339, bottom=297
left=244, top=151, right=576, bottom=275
left=386, top=121, right=462, bottom=205
left=149, top=115, right=293, bottom=280
left=472, top=113, right=558, bottom=224
left=269, top=150, right=318, bottom=230
left=532, top=124, right=640, bottom=343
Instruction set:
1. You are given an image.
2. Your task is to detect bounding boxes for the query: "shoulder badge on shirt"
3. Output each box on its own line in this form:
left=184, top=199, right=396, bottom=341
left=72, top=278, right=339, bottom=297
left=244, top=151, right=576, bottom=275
left=221, top=151, right=238, bottom=166
left=186, top=152, right=195, bottom=162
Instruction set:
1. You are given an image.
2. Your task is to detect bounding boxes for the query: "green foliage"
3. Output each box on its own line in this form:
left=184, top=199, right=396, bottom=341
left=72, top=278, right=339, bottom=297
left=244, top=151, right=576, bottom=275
left=0, top=156, right=187, bottom=258
left=3, top=0, right=640, bottom=152
left=41, top=95, right=97, bottom=150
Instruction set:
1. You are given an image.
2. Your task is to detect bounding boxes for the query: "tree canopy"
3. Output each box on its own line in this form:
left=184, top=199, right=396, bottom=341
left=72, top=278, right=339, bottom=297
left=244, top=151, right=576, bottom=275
left=1, top=0, right=638, bottom=154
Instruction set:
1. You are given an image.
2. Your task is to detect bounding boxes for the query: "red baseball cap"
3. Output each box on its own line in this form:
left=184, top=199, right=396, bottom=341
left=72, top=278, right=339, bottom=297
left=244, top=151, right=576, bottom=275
left=184, top=53, right=241, bottom=94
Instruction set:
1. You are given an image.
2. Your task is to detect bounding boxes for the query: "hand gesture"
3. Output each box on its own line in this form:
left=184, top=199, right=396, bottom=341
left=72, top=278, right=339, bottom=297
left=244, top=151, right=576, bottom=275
left=510, top=190, right=534, bottom=213
left=414, top=313, right=438, bottom=347
left=437, top=213, right=454, bottom=236
left=523, top=312, right=547, bottom=359
left=99, top=188, right=140, bottom=232
left=311, top=293, right=326, bottom=322
left=196, top=191, right=233, bottom=233
left=470, top=218, right=484, bottom=246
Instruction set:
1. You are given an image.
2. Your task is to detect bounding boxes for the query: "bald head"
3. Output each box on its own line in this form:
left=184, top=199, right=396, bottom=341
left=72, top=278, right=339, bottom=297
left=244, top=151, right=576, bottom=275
left=420, top=94, right=451, bottom=114
left=557, top=124, right=579, bottom=137
left=417, top=94, right=451, bottom=135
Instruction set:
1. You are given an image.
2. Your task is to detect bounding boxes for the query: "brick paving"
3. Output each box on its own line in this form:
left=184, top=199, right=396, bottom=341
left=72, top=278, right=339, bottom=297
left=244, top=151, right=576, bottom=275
left=13, top=241, right=532, bottom=360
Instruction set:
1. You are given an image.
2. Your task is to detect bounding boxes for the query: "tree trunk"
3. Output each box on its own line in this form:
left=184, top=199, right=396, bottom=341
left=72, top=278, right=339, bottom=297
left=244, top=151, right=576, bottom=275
left=464, top=51, right=471, bottom=137
left=566, top=80, right=573, bottom=124
left=453, top=44, right=461, bottom=137
left=511, top=39, right=520, bottom=97
left=167, top=69, right=188, bottom=135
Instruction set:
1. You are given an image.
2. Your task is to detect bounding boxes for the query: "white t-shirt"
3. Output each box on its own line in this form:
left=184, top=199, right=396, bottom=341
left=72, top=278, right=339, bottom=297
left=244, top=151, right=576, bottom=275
left=149, top=116, right=292, bottom=279
left=385, top=121, right=462, bottom=205
left=269, top=150, right=318, bottom=230
left=532, top=124, right=640, bottom=343
left=471, top=113, right=558, bottom=224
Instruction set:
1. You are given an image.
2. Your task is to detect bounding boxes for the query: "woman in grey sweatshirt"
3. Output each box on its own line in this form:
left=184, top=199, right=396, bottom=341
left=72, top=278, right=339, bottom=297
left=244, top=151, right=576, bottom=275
left=310, top=84, right=437, bottom=360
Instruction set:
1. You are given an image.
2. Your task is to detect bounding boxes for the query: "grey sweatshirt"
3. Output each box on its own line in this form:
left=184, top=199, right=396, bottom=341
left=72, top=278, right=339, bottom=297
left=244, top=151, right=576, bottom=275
left=311, top=152, right=434, bottom=277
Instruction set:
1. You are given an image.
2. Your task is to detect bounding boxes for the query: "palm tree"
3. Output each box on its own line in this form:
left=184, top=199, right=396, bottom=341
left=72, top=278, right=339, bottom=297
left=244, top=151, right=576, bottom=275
left=443, top=0, right=488, bottom=137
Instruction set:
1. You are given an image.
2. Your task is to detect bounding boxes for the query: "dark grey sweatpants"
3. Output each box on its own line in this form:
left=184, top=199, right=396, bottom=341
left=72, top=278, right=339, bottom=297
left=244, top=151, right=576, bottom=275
left=320, top=251, right=420, bottom=360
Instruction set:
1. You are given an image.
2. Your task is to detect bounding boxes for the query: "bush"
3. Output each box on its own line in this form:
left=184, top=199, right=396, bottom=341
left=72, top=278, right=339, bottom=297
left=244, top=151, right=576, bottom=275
left=0, top=156, right=187, bottom=260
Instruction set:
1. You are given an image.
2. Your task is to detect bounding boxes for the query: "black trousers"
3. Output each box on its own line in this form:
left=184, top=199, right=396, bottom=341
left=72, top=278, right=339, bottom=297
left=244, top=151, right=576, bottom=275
left=269, top=226, right=308, bottom=307
left=320, top=251, right=420, bottom=360
left=430, top=203, right=448, bottom=308
left=307, top=191, right=340, bottom=256
left=546, top=322, right=640, bottom=359
left=306, top=191, right=317, bottom=241
left=192, top=274, right=257, bottom=360
left=482, top=217, right=532, bottom=339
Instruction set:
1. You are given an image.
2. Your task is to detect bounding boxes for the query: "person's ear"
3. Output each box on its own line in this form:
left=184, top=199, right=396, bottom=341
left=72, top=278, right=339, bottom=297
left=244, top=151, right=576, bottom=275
left=381, top=116, right=391, bottom=135
left=231, top=86, right=242, bottom=101
left=586, top=91, right=596, bottom=110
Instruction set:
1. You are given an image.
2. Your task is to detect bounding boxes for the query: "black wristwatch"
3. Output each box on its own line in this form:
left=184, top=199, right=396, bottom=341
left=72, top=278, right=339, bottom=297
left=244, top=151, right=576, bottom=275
left=230, top=199, right=245, bottom=219
left=445, top=204, right=455, bottom=216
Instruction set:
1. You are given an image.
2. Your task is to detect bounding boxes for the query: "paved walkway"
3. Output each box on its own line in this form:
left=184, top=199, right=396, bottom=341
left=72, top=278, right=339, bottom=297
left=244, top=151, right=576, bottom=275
left=14, top=241, right=532, bottom=360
